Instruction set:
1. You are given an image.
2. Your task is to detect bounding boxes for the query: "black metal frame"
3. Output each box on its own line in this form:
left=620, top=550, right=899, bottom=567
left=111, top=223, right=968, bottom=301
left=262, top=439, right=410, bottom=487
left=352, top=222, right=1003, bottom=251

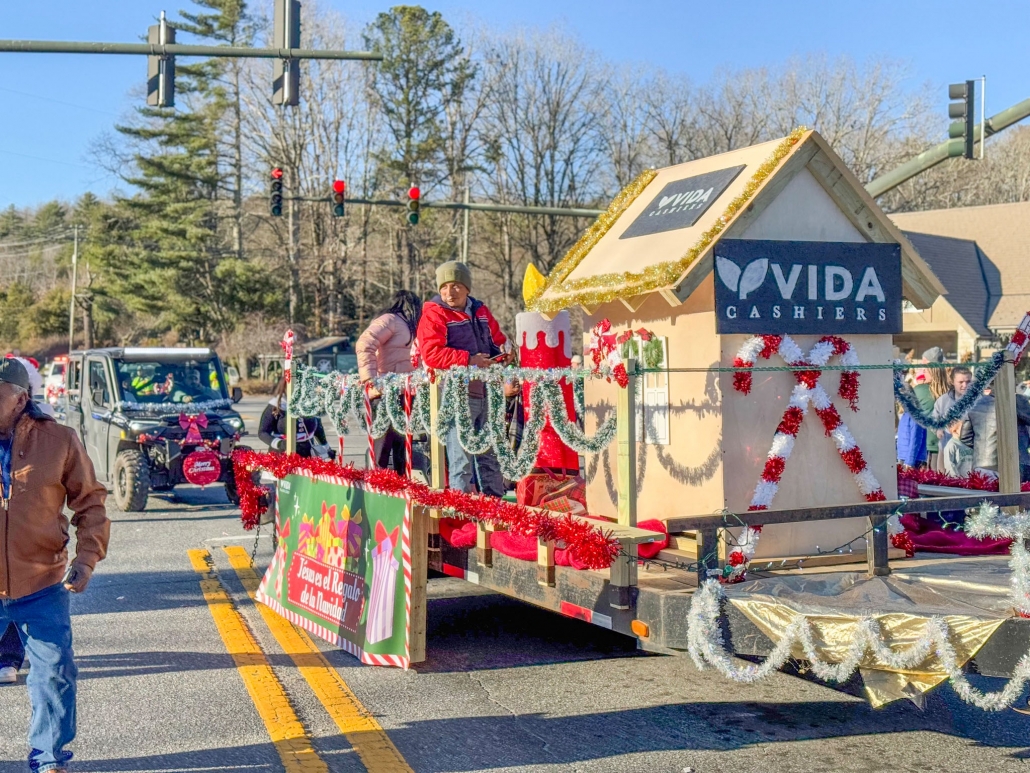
left=664, top=491, right=1030, bottom=585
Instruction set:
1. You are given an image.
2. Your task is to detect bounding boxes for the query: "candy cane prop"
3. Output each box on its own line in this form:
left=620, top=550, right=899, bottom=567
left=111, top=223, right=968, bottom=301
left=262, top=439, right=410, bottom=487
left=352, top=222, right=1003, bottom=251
left=726, top=335, right=885, bottom=581
left=364, top=383, right=375, bottom=469
left=280, top=329, right=295, bottom=383
left=403, top=376, right=413, bottom=479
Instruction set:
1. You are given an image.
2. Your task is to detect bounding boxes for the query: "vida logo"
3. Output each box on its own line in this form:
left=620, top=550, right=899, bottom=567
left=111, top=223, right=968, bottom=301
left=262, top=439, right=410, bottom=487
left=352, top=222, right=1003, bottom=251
left=716, top=255, right=884, bottom=303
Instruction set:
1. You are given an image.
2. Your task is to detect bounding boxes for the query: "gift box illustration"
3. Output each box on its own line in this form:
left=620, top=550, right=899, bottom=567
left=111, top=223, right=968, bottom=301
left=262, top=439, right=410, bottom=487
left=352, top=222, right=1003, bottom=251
left=365, top=520, right=401, bottom=644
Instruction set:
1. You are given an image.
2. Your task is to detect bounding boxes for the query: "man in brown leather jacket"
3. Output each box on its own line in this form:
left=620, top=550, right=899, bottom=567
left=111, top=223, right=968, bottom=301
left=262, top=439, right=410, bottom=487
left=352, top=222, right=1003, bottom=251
left=0, top=357, right=109, bottom=773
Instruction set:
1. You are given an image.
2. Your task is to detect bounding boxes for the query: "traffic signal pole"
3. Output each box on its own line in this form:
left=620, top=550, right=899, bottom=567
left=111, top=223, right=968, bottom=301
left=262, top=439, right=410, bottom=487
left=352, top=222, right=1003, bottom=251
left=0, top=39, right=381, bottom=60
left=286, top=195, right=604, bottom=219
left=867, top=96, right=1030, bottom=198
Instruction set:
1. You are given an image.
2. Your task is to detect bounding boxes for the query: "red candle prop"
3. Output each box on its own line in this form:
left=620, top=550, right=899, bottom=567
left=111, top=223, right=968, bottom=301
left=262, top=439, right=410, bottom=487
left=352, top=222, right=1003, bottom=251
left=516, top=311, right=580, bottom=474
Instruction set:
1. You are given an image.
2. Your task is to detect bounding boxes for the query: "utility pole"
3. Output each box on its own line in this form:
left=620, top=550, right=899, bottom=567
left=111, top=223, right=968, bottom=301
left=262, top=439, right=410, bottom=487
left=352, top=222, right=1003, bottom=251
left=67, top=226, right=78, bottom=353
left=461, top=183, right=470, bottom=263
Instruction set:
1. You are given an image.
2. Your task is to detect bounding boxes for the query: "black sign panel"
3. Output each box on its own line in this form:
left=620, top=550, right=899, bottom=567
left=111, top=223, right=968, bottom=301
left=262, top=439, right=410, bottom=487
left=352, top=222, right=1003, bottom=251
left=619, top=165, right=746, bottom=240
left=713, top=239, right=902, bottom=335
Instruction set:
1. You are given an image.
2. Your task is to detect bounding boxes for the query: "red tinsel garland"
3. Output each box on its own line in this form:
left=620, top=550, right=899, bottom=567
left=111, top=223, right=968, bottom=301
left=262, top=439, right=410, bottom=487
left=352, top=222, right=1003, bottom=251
left=232, top=449, right=622, bottom=570
left=897, top=465, right=1030, bottom=493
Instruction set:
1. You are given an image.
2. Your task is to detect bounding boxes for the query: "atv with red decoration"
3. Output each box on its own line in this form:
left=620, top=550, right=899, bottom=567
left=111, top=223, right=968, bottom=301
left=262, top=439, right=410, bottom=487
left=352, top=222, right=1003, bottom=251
left=57, top=347, right=248, bottom=511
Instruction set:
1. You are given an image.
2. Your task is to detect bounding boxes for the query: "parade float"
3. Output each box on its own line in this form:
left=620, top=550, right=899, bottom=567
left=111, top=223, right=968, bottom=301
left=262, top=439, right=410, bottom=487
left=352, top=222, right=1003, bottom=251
left=234, top=129, right=1030, bottom=710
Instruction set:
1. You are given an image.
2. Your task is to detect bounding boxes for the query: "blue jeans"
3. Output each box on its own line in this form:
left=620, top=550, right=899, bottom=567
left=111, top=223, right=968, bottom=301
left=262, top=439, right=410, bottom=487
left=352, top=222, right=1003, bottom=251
left=0, top=583, right=77, bottom=772
left=445, top=395, right=505, bottom=497
left=1, top=620, right=25, bottom=669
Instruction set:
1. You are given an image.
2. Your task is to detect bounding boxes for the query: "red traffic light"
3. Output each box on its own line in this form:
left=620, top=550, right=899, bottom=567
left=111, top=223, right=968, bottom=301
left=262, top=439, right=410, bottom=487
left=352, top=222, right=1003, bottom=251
left=408, top=186, right=420, bottom=200
left=271, top=167, right=284, bottom=180
left=333, top=179, right=346, bottom=194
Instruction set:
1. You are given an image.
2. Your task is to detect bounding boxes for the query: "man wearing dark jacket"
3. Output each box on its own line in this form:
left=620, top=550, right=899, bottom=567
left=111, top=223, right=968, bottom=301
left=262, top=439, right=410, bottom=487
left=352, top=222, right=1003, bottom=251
left=0, top=357, right=109, bottom=773
left=960, top=386, right=1030, bottom=481
left=417, top=261, right=512, bottom=496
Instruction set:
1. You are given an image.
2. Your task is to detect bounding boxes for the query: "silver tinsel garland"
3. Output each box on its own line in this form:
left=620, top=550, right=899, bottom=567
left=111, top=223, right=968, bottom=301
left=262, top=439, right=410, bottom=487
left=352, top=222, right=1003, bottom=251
left=688, top=503, right=1030, bottom=710
left=287, top=362, right=619, bottom=465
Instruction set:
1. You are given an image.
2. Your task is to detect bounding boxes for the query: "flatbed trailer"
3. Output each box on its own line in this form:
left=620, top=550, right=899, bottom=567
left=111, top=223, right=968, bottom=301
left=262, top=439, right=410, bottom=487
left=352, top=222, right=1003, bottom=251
left=421, top=491, right=1030, bottom=680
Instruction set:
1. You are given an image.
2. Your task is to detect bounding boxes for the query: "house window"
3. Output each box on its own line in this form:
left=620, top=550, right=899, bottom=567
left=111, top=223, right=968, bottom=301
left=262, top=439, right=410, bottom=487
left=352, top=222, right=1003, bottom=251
left=622, top=334, right=670, bottom=445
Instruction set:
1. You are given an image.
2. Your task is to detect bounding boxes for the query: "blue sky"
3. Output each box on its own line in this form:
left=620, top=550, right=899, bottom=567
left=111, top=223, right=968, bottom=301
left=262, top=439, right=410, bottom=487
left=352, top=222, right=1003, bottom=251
left=0, top=0, right=1024, bottom=209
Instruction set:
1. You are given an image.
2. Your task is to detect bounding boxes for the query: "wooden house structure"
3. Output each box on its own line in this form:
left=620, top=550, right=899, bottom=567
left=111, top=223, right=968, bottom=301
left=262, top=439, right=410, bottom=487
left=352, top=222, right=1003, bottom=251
left=529, top=129, right=946, bottom=558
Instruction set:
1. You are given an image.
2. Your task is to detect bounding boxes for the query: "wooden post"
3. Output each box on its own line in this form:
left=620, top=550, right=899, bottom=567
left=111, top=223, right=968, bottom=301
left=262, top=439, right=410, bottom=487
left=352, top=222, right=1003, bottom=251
left=695, top=523, right=721, bottom=586
left=477, top=522, right=493, bottom=567
left=866, top=514, right=890, bottom=577
left=427, top=381, right=445, bottom=546
left=617, top=358, right=638, bottom=528
left=537, top=537, right=555, bottom=587
left=408, top=504, right=428, bottom=663
left=612, top=359, right=638, bottom=608
left=285, top=369, right=297, bottom=455
left=995, top=351, right=1020, bottom=513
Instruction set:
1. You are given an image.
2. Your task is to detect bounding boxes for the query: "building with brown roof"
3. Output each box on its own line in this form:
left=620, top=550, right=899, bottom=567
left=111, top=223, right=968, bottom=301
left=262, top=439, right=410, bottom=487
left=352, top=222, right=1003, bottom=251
left=891, top=201, right=1030, bottom=359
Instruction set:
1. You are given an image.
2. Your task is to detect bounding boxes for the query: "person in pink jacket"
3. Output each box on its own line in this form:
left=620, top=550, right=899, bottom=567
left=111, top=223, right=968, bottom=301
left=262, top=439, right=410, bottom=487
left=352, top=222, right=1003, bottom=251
left=356, top=290, right=422, bottom=473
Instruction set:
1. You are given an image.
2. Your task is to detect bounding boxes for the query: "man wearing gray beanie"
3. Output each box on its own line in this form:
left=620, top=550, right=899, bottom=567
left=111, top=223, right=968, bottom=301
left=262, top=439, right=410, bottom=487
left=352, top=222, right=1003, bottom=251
left=416, top=260, right=512, bottom=496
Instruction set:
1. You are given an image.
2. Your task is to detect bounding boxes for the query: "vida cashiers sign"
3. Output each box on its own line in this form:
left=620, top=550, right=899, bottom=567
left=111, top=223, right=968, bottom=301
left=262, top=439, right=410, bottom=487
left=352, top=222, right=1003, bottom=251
left=714, top=240, right=902, bottom=335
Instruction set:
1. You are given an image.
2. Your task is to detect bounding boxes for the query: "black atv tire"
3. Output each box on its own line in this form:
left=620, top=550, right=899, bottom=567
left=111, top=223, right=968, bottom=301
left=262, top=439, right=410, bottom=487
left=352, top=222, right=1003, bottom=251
left=224, top=473, right=240, bottom=506
left=112, top=449, right=151, bottom=512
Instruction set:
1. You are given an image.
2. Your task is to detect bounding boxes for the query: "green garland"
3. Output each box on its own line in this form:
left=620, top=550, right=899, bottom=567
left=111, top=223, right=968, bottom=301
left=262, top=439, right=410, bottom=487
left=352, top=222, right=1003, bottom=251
left=286, top=362, right=619, bottom=463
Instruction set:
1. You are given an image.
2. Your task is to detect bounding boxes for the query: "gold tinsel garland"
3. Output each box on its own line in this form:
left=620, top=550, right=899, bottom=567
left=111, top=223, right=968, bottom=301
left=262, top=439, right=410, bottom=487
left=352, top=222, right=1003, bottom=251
left=529, top=127, right=810, bottom=312
left=526, top=167, right=657, bottom=310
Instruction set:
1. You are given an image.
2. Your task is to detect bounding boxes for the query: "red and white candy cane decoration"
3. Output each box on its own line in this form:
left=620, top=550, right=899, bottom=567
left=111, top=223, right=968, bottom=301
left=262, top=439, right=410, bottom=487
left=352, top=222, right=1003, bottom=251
left=1005, top=310, right=1030, bottom=364
left=726, top=335, right=885, bottom=580
left=280, top=329, right=295, bottom=383
left=403, top=376, right=413, bottom=479
left=364, top=383, right=376, bottom=468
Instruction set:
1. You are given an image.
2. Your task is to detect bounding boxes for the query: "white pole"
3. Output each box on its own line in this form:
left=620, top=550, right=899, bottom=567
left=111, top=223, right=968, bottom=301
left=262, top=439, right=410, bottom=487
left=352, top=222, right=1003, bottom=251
left=980, top=75, right=987, bottom=160
left=461, top=183, right=470, bottom=263
left=67, top=226, right=78, bottom=352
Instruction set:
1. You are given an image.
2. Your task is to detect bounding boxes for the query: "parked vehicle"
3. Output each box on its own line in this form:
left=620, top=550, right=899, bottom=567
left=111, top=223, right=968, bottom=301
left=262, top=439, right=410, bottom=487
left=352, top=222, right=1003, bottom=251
left=42, top=355, right=68, bottom=404
left=58, top=347, right=247, bottom=511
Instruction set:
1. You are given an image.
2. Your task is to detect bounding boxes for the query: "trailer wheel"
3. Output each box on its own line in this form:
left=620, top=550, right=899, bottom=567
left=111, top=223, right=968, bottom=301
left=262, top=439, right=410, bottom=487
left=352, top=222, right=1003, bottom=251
left=112, top=450, right=150, bottom=512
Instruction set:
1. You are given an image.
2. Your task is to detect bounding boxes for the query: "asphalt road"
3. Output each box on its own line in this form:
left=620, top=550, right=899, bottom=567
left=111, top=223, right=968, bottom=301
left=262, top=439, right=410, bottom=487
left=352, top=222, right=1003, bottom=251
left=1, top=399, right=1028, bottom=772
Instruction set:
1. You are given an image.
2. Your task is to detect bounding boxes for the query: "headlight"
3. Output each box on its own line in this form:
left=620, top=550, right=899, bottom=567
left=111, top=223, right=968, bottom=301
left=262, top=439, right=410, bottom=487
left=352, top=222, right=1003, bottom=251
left=225, top=416, right=244, bottom=431
left=128, top=420, right=161, bottom=434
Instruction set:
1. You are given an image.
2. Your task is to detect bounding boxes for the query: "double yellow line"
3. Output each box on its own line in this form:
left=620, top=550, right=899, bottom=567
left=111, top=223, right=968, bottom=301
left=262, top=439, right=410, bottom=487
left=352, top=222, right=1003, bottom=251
left=188, top=547, right=413, bottom=773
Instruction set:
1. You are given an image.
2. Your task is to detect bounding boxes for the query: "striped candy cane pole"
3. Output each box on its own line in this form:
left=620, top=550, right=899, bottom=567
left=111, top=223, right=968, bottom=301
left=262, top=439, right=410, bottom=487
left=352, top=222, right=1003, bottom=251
left=364, top=383, right=375, bottom=469
left=404, top=376, right=413, bottom=479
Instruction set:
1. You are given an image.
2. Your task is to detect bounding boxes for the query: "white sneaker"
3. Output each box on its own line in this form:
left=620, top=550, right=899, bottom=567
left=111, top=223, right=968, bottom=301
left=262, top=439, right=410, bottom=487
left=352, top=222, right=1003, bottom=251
left=0, top=666, right=16, bottom=684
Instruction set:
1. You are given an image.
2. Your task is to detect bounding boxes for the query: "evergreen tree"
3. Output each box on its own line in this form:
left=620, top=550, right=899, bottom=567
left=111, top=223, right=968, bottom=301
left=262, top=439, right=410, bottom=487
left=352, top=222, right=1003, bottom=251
left=112, top=2, right=259, bottom=343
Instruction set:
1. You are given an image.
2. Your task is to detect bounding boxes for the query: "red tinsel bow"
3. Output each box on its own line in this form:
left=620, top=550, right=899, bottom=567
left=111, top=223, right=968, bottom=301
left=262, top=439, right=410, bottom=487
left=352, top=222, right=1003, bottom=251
left=179, top=412, right=209, bottom=444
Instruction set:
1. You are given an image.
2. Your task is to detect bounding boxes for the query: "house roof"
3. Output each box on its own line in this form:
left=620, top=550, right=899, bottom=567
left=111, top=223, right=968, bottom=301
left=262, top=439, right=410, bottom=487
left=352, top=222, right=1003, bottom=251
left=900, top=232, right=993, bottom=336
left=529, top=129, right=944, bottom=313
left=299, top=336, right=350, bottom=354
left=891, top=201, right=1030, bottom=329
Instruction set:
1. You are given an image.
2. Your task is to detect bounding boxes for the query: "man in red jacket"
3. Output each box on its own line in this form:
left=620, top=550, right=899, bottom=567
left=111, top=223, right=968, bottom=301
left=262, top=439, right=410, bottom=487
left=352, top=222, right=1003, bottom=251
left=417, top=261, right=512, bottom=496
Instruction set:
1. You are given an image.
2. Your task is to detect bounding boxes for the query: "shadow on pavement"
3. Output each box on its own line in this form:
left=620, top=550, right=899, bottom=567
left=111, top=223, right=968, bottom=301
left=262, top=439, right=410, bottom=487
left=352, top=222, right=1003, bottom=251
left=380, top=698, right=1030, bottom=771
left=69, top=570, right=209, bottom=616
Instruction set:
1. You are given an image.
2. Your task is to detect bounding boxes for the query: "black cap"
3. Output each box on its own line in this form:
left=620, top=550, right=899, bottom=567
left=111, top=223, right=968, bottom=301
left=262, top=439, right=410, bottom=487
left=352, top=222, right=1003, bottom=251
left=0, top=358, right=30, bottom=391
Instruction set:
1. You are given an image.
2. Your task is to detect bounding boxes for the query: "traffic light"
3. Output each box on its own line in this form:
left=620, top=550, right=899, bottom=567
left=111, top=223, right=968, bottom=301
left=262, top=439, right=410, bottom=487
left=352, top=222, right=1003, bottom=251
left=406, top=186, right=420, bottom=225
left=270, top=168, right=284, bottom=217
left=273, top=0, right=301, bottom=106
left=331, top=180, right=346, bottom=217
left=948, top=81, right=976, bottom=159
left=146, top=12, right=175, bottom=107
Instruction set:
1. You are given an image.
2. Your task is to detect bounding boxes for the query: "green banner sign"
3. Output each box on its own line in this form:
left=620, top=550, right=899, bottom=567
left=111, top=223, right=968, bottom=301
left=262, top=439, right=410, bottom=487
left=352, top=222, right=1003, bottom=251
left=256, top=472, right=412, bottom=668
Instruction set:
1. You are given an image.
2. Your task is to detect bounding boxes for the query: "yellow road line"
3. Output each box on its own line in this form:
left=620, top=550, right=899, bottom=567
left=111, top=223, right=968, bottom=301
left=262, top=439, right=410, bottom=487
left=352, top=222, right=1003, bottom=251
left=223, top=545, right=414, bottom=773
left=187, top=549, right=329, bottom=773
